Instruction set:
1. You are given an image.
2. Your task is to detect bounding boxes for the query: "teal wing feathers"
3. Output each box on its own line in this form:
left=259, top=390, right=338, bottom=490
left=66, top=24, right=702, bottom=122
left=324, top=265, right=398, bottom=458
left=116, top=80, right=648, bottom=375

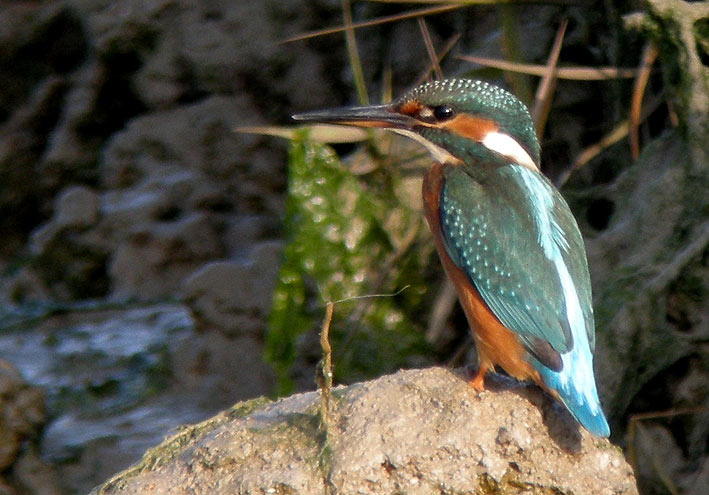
left=438, top=164, right=594, bottom=366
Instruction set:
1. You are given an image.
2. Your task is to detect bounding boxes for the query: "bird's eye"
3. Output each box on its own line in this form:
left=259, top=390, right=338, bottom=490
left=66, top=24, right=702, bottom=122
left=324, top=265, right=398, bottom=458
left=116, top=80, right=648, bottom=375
left=432, top=105, right=455, bottom=121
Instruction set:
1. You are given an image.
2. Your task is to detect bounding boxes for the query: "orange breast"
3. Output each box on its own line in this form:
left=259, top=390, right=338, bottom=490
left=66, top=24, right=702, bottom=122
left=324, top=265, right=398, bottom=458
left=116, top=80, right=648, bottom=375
left=422, top=162, right=540, bottom=386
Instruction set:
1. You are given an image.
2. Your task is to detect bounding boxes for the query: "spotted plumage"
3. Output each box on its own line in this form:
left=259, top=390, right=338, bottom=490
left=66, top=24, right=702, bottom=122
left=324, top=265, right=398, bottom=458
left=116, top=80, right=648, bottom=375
left=293, top=78, right=610, bottom=437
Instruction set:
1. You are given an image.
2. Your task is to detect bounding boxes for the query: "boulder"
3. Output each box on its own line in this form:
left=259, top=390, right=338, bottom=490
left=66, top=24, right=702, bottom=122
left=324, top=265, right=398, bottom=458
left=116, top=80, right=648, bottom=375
left=183, top=241, right=282, bottom=336
left=90, top=368, right=638, bottom=495
left=0, top=360, right=59, bottom=495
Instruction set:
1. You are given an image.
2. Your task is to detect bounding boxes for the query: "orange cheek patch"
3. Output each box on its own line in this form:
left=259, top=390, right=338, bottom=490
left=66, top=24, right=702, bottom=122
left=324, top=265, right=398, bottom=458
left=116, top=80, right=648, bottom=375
left=442, top=115, right=498, bottom=141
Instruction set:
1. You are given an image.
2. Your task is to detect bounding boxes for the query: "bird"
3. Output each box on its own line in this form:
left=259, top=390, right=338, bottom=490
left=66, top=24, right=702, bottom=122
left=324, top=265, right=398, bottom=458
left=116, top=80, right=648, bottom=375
left=292, top=78, right=610, bottom=437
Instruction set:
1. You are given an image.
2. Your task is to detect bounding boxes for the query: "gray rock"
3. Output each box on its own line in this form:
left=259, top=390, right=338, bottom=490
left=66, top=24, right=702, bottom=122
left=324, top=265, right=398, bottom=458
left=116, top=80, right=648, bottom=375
left=688, top=457, right=709, bottom=495
left=0, top=360, right=58, bottom=493
left=0, top=304, right=197, bottom=495
left=631, top=422, right=686, bottom=495
left=171, top=332, right=276, bottom=409
left=55, top=186, right=100, bottom=229
left=0, top=361, right=43, bottom=470
left=90, top=368, right=638, bottom=495
left=183, top=241, right=282, bottom=336
left=31, top=185, right=99, bottom=255
left=107, top=211, right=223, bottom=299
left=11, top=447, right=62, bottom=495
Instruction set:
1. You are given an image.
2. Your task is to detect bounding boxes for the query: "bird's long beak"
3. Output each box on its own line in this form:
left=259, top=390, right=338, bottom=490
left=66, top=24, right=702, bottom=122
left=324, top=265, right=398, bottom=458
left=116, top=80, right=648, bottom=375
left=292, top=104, right=413, bottom=130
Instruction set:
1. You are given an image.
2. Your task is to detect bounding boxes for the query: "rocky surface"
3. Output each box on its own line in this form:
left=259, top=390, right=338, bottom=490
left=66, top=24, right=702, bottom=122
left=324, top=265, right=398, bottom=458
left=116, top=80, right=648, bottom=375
left=0, top=360, right=60, bottom=495
left=90, top=368, right=638, bottom=495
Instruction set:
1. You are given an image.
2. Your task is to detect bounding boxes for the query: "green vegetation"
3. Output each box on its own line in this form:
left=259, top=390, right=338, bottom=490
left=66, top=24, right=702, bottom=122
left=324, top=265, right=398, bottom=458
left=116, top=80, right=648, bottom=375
left=266, top=132, right=433, bottom=395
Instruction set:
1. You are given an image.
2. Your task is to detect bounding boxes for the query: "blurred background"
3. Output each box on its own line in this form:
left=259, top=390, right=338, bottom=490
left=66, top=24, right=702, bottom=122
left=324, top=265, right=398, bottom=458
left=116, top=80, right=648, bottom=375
left=0, top=1, right=706, bottom=494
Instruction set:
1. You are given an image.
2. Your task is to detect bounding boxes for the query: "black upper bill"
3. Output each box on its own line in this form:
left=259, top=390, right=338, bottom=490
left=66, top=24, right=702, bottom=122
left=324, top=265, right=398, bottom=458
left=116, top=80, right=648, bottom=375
left=292, top=104, right=413, bottom=129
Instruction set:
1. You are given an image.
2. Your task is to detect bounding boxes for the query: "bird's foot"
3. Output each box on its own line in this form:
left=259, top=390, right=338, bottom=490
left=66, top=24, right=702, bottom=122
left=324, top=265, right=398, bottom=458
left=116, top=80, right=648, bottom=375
left=469, top=366, right=486, bottom=391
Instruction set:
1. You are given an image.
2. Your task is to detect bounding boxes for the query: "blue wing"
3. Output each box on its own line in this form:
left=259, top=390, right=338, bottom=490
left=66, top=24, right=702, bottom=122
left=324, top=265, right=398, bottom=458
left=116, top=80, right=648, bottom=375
left=438, top=165, right=587, bottom=361
left=439, top=163, right=609, bottom=436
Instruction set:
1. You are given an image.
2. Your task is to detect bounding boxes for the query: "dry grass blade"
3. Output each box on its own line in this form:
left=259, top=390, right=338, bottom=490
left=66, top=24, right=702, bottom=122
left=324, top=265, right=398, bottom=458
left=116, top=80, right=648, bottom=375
left=280, top=4, right=461, bottom=43
left=630, top=41, right=659, bottom=160
left=458, top=54, right=637, bottom=80
left=371, top=0, right=592, bottom=5
left=381, top=64, right=393, bottom=104
left=342, top=0, right=369, bottom=105
left=318, top=284, right=414, bottom=424
left=531, top=19, right=567, bottom=138
left=372, top=0, right=532, bottom=4
left=629, top=407, right=709, bottom=423
left=334, top=283, right=413, bottom=354
left=236, top=125, right=369, bottom=143
left=413, top=32, right=461, bottom=85
left=499, top=4, right=531, bottom=103
left=317, top=302, right=335, bottom=427
left=556, top=121, right=629, bottom=186
left=417, top=17, right=443, bottom=80
left=556, top=93, right=665, bottom=186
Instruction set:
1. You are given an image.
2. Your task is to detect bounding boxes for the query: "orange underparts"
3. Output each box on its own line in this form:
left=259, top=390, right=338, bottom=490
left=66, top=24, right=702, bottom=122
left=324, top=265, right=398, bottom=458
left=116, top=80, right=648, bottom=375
left=422, top=162, right=541, bottom=391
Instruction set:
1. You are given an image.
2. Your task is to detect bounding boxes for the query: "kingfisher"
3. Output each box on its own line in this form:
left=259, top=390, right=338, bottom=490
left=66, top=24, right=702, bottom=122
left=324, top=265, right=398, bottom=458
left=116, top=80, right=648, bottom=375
left=293, top=78, right=610, bottom=437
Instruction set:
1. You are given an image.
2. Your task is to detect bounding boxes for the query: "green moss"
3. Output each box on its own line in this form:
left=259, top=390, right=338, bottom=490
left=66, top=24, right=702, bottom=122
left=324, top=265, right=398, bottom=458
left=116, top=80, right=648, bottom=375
left=265, top=134, right=433, bottom=395
left=227, top=396, right=272, bottom=419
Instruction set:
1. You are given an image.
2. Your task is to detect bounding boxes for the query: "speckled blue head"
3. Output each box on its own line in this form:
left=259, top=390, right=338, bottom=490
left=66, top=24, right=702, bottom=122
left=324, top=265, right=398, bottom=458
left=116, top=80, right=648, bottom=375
left=293, top=79, right=541, bottom=170
left=395, top=79, right=541, bottom=168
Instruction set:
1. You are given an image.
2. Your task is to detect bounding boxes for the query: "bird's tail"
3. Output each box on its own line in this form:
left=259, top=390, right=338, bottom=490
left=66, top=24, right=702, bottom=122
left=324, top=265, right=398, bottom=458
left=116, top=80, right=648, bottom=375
left=535, top=358, right=610, bottom=438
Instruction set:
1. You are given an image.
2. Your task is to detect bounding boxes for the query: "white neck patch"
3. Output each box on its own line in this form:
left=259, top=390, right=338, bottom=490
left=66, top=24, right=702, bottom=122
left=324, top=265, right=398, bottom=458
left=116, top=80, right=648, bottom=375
left=481, top=131, right=538, bottom=171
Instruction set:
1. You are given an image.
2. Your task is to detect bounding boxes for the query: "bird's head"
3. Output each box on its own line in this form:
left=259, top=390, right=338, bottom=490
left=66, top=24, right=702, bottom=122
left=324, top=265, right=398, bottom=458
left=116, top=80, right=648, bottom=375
left=293, top=79, right=540, bottom=171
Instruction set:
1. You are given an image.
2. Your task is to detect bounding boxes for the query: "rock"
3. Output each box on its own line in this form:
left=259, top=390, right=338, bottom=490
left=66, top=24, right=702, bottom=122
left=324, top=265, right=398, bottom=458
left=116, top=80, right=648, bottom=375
left=0, top=5, right=88, bottom=254
left=39, top=61, right=107, bottom=180
left=107, top=211, right=223, bottom=299
left=85, top=94, right=283, bottom=299
left=170, top=332, right=276, bottom=409
left=688, top=457, right=709, bottom=495
left=0, top=304, right=197, bottom=495
left=0, top=0, right=329, bottom=490
left=631, top=423, right=684, bottom=495
left=30, top=185, right=99, bottom=255
left=0, top=75, right=68, bottom=256
left=0, top=299, right=263, bottom=494
left=27, top=181, right=109, bottom=298
left=0, top=0, right=702, bottom=493
left=55, top=185, right=100, bottom=229
left=90, top=368, right=638, bottom=495
left=0, top=360, right=57, bottom=494
left=0, top=362, right=45, bottom=469
left=583, top=133, right=709, bottom=431
left=183, top=241, right=282, bottom=336
left=18, top=4, right=296, bottom=300
left=11, top=447, right=62, bottom=495
left=0, top=265, right=51, bottom=305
